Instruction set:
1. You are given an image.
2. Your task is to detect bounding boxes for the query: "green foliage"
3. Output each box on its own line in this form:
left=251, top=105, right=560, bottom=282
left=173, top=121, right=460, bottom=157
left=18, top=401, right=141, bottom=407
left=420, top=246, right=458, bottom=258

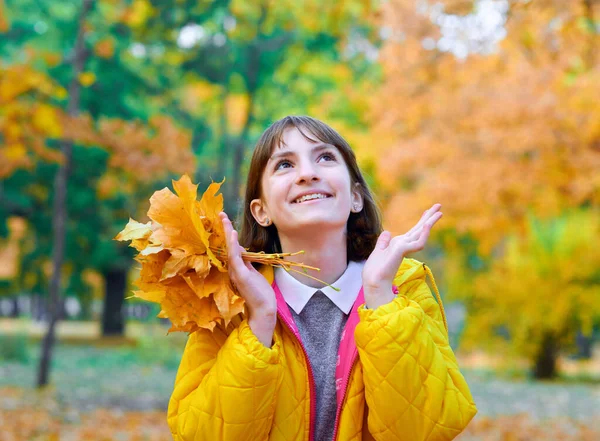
left=0, top=0, right=381, bottom=342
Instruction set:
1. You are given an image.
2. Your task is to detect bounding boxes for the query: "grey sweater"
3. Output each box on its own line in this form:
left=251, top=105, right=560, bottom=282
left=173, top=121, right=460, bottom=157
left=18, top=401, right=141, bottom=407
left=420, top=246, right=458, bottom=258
left=289, top=290, right=349, bottom=441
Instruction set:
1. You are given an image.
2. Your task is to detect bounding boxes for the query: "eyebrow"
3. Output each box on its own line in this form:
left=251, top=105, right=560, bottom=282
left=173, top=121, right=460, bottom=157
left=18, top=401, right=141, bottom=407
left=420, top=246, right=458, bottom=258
left=269, top=143, right=335, bottom=162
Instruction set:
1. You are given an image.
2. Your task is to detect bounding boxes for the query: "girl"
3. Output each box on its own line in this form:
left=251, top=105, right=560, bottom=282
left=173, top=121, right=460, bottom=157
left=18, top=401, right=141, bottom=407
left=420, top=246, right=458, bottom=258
left=167, top=116, right=477, bottom=441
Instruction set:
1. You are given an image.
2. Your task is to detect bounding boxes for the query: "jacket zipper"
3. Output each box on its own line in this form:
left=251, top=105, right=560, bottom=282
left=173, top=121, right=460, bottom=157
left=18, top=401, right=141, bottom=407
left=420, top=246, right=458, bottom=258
left=331, top=352, right=358, bottom=441
left=277, top=311, right=317, bottom=441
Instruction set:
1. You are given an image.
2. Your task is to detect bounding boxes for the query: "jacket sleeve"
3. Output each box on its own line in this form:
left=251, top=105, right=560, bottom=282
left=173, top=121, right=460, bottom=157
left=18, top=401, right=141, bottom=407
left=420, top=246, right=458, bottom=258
left=167, top=318, right=284, bottom=441
left=355, top=271, right=477, bottom=441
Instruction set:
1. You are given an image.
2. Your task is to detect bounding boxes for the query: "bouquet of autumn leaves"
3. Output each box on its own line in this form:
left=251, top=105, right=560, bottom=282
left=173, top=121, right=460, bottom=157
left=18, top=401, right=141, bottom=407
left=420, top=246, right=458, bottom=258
left=114, top=174, right=314, bottom=333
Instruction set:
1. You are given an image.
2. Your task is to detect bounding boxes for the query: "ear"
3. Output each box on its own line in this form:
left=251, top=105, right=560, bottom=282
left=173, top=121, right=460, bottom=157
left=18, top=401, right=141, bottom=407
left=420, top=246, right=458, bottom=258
left=250, top=198, right=271, bottom=227
left=351, top=182, right=363, bottom=212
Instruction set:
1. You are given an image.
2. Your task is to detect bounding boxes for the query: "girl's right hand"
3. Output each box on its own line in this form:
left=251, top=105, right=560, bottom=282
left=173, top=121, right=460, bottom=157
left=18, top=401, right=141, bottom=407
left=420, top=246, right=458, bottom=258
left=219, top=211, right=277, bottom=347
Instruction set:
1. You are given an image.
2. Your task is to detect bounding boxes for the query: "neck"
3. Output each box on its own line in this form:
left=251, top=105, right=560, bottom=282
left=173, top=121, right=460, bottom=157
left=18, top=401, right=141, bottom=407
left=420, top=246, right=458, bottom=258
left=278, top=227, right=348, bottom=288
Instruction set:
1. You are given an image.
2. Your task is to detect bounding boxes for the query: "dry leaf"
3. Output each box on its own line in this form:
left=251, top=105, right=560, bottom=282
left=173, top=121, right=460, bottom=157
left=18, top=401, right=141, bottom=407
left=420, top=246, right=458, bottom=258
left=114, top=174, right=237, bottom=332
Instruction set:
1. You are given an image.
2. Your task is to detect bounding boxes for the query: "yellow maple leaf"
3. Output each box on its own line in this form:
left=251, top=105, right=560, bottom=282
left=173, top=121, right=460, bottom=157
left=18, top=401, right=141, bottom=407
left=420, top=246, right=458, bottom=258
left=204, top=267, right=244, bottom=322
left=115, top=176, right=234, bottom=332
left=197, top=179, right=226, bottom=270
left=114, top=218, right=152, bottom=241
left=161, top=248, right=211, bottom=285
left=148, top=184, right=209, bottom=256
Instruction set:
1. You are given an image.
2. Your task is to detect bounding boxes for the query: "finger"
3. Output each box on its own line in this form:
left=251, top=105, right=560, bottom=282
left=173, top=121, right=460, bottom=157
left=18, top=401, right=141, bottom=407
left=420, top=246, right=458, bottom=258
left=220, top=214, right=234, bottom=253
left=402, top=228, right=429, bottom=255
left=418, top=204, right=441, bottom=227
left=219, top=212, right=231, bottom=237
left=414, top=215, right=439, bottom=248
left=244, top=260, right=256, bottom=272
left=230, top=229, right=242, bottom=262
left=406, top=212, right=428, bottom=237
left=237, top=244, right=250, bottom=268
left=376, top=230, right=392, bottom=250
left=221, top=214, right=243, bottom=267
left=220, top=213, right=234, bottom=249
left=425, top=211, right=443, bottom=229
left=407, top=204, right=441, bottom=236
left=404, top=227, right=421, bottom=242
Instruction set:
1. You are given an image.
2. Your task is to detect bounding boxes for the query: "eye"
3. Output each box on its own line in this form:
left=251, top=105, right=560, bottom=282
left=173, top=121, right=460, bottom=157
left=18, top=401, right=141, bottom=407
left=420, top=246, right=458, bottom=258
left=319, top=152, right=336, bottom=162
left=274, top=152, right=336, bottom=171
left=275, top=159, right=292, bottom=170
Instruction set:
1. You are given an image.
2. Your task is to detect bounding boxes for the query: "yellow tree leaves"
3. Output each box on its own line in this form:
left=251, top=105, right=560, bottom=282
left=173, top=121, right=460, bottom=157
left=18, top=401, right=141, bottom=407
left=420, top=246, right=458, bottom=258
left=456, top=413, right=600, bottom=441
left=368, top=1, right=600, bottom=374
left=0, top=63, right=66, bottom=177
left=1, top=61, right=194, bottom=183
left=115, top=175, right=244, bottom=333
left=371, top=0, right=600, bottom=254
left=120, top=0, right=155, bottom=28
left=458, top=208, right=600, bottom=361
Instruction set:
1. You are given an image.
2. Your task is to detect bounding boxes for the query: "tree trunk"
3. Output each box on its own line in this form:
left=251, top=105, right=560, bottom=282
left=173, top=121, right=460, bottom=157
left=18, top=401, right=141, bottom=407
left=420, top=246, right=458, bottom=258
left=229, top=93, right=257, bottom=218
left=101, top=268, right=127, bottom=336
left=227, top=4, right=269, bottom=219
left=216, top=86, right=229, bottom=183
left=532, top=332, right=559, bottom=379
left=575, top=330, right=593, bottom=359
left=36, top=0, right=93, bottom=388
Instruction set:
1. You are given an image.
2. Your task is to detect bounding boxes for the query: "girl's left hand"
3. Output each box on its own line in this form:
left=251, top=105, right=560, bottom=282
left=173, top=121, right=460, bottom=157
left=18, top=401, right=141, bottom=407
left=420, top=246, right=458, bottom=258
left=362, top=203, right=443, bottom=308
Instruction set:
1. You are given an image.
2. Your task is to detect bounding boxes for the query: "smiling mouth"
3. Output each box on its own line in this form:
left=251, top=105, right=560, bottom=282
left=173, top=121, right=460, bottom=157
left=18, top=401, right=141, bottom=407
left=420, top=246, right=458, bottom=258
left=292, top=195, right=333, bottom=204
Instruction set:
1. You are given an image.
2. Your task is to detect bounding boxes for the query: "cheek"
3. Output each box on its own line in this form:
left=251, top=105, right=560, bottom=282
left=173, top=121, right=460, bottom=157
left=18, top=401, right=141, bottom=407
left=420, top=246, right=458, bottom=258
left=331, top=174, right=352, bottom=199
left=265, top=178, right=288, bottom=207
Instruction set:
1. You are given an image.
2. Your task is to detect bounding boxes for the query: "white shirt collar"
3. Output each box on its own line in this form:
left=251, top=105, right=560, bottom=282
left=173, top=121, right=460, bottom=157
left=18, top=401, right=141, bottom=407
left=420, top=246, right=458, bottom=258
left=274, top=260, right=366, bottom=315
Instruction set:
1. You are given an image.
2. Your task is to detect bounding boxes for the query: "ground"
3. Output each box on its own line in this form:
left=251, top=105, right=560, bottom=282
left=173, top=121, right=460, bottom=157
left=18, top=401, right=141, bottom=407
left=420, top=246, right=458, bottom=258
left=0, top=326, right=598, bottom=440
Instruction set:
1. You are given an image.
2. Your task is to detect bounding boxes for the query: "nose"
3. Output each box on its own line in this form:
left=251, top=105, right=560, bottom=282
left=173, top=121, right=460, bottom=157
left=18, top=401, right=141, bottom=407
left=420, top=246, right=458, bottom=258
left=295, top=158, right=320, bottom=184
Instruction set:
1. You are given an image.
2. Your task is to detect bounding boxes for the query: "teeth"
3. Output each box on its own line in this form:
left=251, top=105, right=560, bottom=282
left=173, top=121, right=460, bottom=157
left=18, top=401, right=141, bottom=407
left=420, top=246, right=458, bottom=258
left=295, top=193, right=329, bottom=203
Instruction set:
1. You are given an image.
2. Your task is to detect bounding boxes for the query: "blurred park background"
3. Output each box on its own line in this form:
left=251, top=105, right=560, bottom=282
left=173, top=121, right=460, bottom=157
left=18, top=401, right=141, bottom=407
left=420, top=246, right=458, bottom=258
left=1, top=0, right=599, bottom=439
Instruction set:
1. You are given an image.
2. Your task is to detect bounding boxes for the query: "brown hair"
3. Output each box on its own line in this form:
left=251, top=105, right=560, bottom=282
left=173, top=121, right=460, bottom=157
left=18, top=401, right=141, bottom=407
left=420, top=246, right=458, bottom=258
left=238, top=115, right=383, bottom=262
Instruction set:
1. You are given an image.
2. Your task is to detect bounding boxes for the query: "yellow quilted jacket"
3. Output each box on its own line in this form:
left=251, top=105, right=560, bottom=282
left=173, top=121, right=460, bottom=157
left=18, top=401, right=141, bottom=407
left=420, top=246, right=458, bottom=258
left=167, top=258, right=477, bottom=441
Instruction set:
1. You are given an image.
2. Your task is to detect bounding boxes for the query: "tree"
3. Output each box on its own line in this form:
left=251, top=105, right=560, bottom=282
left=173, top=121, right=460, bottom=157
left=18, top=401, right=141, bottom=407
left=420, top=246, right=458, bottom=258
left=2, top=0, right=382, bottom=356
left=1, top=0, right=197, bottom=342
left=372, top=0, right=598, bottom=249
left=121, top=0, right=382, bottom=215
left=370, top=0, right=599, bottom=377
left=37, top=0, right=94, bottom=388
left=463, top=209, right=600, bottom=378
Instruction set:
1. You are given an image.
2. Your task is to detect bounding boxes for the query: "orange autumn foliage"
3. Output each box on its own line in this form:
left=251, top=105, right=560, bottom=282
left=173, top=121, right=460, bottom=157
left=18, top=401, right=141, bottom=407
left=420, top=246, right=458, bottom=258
left=366, top=0, right=600, bottom=374
left=0, top=60, right=195, bottom=183
left=115, top=174, right=244, bottom=333
left=1, top=383, right=598, bottom=441
left=370, top=0, right=600, bottom=255
left=62, top=113, right=196, bottom=186
left=0, top=63, right=66, bottom=178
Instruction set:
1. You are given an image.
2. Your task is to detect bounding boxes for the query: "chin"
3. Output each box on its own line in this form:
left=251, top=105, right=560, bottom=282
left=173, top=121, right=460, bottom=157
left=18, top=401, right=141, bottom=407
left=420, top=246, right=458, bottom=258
left=289, top=216, right=346, bottom=230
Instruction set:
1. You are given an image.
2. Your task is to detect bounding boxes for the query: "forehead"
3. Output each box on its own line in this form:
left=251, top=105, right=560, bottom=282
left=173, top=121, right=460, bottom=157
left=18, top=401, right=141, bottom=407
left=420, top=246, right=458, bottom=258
left=269, top=126, right=333, bottom=157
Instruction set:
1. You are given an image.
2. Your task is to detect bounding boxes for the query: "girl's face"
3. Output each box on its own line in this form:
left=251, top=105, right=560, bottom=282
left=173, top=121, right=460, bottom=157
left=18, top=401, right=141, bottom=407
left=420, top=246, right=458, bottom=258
left=250, top=127, right=363, bottom=234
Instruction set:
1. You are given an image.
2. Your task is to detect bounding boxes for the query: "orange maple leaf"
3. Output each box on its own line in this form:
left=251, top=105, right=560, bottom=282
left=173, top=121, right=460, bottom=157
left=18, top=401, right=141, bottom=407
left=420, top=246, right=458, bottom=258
left=114, top=174, right=236, bottom=332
